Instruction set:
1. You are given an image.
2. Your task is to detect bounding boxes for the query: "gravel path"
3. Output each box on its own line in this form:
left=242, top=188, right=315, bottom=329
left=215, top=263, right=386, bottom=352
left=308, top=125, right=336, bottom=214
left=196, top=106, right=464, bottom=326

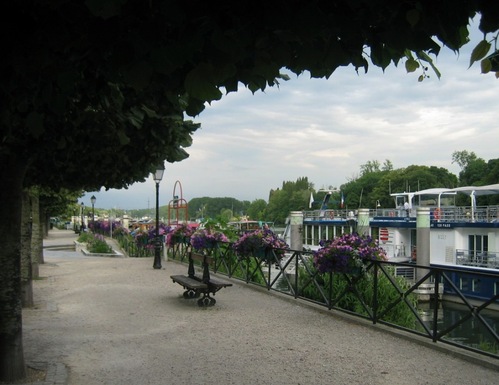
left=20, top=230, right=498, bottom=385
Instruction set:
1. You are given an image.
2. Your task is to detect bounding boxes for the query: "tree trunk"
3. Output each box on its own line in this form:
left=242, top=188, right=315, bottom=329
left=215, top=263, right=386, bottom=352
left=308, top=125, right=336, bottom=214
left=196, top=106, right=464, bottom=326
left=43, top=211, right=50, bottom=238
left=21, top=191, right=33, bottom=308
left=30, top=192, right=42, bottom=278
left=38, top=206, right=45, bottom=264
left=0, top=157, right=27, bottom=382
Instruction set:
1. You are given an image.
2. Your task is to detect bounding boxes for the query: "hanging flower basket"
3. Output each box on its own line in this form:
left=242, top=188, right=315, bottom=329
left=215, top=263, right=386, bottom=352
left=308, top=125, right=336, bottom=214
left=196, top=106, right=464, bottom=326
left=253, top=247, right=268, bottom=259
left=313, top=233, right=387, bottom=275
left=135, top=231, right=151, bottom=248
left=190, top=228, right=228, bottom=251
left=344, top=266, right=363, bottom=277
left=173, top=235, right=190, bottom=245
left=202, top=238, right=217, bottom=249
left=166, top=224, right=196, bottom=247
left=232, top=228, right=289, bottom=260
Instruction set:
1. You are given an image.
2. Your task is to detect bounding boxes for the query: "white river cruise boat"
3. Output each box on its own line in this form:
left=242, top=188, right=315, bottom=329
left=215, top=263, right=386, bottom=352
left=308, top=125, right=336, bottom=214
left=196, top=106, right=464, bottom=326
left=297, top=184, right=499, bottom=302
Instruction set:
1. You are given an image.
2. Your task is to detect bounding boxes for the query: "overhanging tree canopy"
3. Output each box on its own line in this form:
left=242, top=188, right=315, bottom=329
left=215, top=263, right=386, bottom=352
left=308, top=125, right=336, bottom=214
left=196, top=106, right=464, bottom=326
left=1, top=0, right=498, bottom=381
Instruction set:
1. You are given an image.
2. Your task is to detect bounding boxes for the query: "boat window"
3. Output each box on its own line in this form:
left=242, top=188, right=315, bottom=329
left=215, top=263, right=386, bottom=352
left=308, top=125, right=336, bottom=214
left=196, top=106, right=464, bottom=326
left=472, top=279, right=481, bottom=293
left=468, top=234, right=488, bottom=258
left=305, top=226, right=312, bottom=245
left=459, top=277, right=470, bottom=292
left=327, top=226, right=334, bottom=240
left=319, top=226, right=328, bottom=242
left=411, top=230, right=417, bottom=252
left=313, top=225, right=320, bottom=245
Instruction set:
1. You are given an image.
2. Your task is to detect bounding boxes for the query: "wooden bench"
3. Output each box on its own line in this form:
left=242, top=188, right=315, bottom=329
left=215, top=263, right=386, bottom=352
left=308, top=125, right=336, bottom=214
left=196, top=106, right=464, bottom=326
left=170, top=251, right=232, bottom=307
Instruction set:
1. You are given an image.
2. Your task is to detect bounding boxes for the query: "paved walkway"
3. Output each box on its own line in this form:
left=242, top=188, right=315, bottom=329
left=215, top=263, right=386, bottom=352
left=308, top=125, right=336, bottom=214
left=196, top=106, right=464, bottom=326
left=16, top=229, right=499, bottom=384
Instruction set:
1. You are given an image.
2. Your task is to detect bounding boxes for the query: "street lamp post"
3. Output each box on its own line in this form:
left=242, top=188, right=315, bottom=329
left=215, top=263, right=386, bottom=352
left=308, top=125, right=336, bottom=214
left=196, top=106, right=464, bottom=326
left=91, top=195, right=96, bottom=232
left=80, top=202, right=85, bottom=233
left=109, top=209, right=113, bottom=239
left=153, top=164, right=165, bottom=269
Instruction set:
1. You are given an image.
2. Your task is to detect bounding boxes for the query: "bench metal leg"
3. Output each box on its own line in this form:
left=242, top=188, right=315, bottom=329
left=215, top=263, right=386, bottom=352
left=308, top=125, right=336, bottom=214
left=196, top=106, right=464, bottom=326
left=197, top=294, right=216, bottom=307
left=183, top=289, right=201, bottom=299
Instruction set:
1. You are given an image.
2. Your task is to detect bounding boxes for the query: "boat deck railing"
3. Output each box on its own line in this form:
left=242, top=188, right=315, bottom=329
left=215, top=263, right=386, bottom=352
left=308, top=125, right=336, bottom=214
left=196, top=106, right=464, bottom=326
left=303, top=209, right=356, bottom=221
left=432, top=205, right=499, bottom=223
left=168, top=241, right=499, bottom=359
left=303, top=205, right=499, bottom=224
left=456, top=249, right=499, bottom=269
left=379, top=243, right=411, bottom=260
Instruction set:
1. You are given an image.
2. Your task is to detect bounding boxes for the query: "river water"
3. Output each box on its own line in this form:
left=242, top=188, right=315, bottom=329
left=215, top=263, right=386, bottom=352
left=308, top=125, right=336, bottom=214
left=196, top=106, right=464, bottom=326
left=270, top=268, right=498, bottom=355
left=418, top=300, right=499, bottom=354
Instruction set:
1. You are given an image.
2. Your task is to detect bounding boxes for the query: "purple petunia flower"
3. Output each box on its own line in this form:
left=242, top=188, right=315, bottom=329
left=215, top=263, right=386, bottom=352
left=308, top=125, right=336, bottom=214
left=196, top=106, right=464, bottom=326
left=313, top=232, right=386, bottom=273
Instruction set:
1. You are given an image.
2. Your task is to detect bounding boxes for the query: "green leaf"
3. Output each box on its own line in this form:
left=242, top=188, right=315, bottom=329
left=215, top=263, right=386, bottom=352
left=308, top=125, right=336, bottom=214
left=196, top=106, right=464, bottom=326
left=481, top=58, right=492, bottom=74
left=124, top=61, right=153, bottom=91
left=416, top=51, right=441, bottom=79
left=247, top=77, right=267, bottom=93
left=84, top=0, right=126, bottom=19
left=469, top=40, right=491, bottom=68
left=126, top=108, right=144, bottom=128
left=404, top=50, right=415, bottom=60
left=185, top=98, right=206, bottom=117
left=184, top=63, right=223, bottom=102
left=57, top=137, right=67, bottom=150
left=406, top=9, right=420, bottom=27
left=371, top=44, right=392, bottom=70
left=458, top=26, right=470, bottom=47
left=418, top=74, right=424, bottom=82
left=405, top=58, right=419, bottom=73
left=130, top=106, right=145, bottom=122
left=57, top=71, right=79, bottom=93
left=141, top=105, right=158, bottom=119
left=224, top=79, right=239, bottom=94
left=116, top=131, right=130, bottom=146
left=26, top=111, right=44, bottom=138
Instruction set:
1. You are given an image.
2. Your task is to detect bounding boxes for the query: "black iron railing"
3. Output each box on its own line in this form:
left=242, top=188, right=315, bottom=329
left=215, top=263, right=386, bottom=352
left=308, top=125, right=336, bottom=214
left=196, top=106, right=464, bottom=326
left=167, top=241, right=499, bottom=359
left=113, top=233, right=155, bottom=258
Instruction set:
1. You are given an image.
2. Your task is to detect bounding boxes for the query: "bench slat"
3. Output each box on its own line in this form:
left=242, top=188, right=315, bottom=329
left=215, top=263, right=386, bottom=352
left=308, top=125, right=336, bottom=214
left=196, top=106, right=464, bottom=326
left=170, top=275, right=208, bottom=290
left=171, top=252, right=231, bottom=307
left=208, top=278, right=233, bottom=288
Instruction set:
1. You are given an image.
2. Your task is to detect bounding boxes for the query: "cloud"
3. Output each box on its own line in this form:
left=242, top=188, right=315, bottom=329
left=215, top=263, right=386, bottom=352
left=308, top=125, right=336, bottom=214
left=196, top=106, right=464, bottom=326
left=85, top=25, right=499, bottom=209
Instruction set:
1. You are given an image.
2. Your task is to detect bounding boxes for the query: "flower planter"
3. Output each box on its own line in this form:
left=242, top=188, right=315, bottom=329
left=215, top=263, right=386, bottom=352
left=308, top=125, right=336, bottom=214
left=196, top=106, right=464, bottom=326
left=166, top=224, right=197, bottom=248
left=74, top=241, right=86, bottom=252
left=313, top=233, right=386, bottom=275
left=190, top=229, right=228, bottom=251
left=203, top=239, right=217, bottom=249
left=81, top=248, right=124, bottom=257
left=233, top=229, right=289, bottom=259
left=173, top=235, right=190, bottom=245
left=343, top=266, right=363, bottom=276
left=74, top=241, right=123, bottom=257
left=253, top=247, right=278, bottom=263
left=253, top=247, right=267, bottom=258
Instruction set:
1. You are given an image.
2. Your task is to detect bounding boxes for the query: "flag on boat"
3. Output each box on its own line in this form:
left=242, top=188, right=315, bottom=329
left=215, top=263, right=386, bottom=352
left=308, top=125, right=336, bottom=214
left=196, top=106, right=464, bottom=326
left=309, top=192, right=314, bottom=208
left=340, top=192, right=344, bottom=208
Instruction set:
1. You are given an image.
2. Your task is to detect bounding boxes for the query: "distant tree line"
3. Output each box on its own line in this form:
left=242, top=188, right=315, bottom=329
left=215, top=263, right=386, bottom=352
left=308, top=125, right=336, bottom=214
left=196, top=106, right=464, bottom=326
left=178, top=151, right=498, bottom=225
left=187, top=197, right=251, bottom=222
left=49, top=151, right=499, bottom=227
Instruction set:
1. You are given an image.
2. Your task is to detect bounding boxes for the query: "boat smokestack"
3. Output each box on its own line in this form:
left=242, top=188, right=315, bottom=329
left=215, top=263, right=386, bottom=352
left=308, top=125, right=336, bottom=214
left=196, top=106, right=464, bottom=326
left=416, top=207, right=431, bottom=279
left=289, top=211, right=303, bottom=251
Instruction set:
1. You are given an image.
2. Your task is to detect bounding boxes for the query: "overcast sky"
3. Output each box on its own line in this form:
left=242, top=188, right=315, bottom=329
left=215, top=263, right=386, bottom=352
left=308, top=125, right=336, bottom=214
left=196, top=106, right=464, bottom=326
left=84, top=21, right=498, bottom=210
